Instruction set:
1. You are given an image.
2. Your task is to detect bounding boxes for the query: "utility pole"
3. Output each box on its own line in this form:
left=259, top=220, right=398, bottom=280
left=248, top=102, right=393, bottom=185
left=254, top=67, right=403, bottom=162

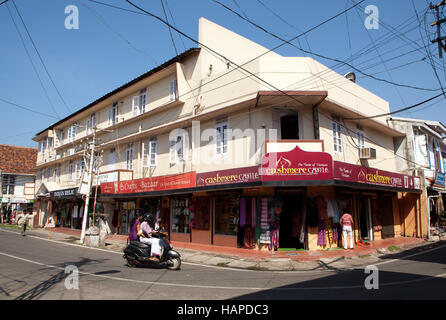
left=430, top=1, right=446, bottom=58
left=80, top=131, right=96, bottom=244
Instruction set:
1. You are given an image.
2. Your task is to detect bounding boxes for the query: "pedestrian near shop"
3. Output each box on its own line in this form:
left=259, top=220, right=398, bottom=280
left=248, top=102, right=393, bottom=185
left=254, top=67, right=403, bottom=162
left=21, top=211, right=30, bottom=236
left=340, top=209, right=354, bottom=250
left=98, top=215, right=111, bottom=247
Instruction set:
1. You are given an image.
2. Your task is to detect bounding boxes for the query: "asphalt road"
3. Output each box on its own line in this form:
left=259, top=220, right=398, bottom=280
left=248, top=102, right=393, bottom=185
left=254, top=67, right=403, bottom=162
left=1, top=228, right=446, bottom=300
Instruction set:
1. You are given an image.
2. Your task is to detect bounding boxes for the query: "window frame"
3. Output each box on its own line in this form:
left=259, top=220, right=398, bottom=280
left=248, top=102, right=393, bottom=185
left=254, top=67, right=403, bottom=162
left=332, top=120, right=343, bottom=154
left=215, top=118, right=229, bottom=156
left=357, top=130, right=366, bottom=149
left=169, top=79, right=178, bottom=101
left=2, top=175, right=15, bottom=195
left=126, top=143, right=134, bottom=170
left=170, top=134, right=187, bottom=164
left=142, top=138, right=158, bottom=168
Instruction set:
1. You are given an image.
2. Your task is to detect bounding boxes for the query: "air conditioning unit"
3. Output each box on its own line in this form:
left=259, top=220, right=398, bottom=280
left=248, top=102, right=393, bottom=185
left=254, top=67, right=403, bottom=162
left=359, top=147, right=376, bottom=159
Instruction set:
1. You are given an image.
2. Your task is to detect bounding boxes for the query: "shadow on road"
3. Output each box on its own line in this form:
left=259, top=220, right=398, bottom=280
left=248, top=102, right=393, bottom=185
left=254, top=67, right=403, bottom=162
left=14, top=257, right=111, bottom=300
left=232, top=242, right=446, bottom=300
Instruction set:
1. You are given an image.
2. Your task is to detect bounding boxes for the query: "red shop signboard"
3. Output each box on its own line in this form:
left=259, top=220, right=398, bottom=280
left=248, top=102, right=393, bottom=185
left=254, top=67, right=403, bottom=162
left=334, top=161, right=418, bottom=190
left=261, top=146, right=333, bottom=181
left=196, top=166, right=261, bottom=187
left=101, top=172, right=196, bottom=194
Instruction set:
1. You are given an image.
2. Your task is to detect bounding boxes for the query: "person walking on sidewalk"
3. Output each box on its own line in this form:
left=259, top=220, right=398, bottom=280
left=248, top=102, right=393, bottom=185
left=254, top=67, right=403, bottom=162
left=98, top=215, right=111, bottom=247
left=21, top=211, right=30, bottom=236
left=340, top=209, right=354, bottom=250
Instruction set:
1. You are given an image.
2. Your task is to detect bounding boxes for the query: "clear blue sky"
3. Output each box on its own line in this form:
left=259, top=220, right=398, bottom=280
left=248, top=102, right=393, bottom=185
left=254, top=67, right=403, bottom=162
left=0, top=0, right=445, bottom=148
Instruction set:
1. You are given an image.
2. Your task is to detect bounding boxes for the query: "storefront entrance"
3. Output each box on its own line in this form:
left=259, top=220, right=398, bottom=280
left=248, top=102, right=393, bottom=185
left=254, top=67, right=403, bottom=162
left=358, top=197, right=373, bottom=241
left=279, top=193, right=306, bottom=249
left=191, top=196, right=211, bottom=244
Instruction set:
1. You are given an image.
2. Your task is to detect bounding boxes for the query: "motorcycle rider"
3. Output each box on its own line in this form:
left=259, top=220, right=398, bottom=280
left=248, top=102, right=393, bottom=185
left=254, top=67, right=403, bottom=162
left=138, top=214, right=162, bottom=260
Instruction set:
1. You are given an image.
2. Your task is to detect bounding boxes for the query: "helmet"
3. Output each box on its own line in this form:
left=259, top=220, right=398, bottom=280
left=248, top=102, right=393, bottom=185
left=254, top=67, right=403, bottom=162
left=142, top=213, right=154, bottom=224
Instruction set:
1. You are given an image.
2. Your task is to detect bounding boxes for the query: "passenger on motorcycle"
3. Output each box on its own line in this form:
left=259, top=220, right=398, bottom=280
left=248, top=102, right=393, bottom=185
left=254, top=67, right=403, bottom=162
left=138, top=214, right=162, bottom=258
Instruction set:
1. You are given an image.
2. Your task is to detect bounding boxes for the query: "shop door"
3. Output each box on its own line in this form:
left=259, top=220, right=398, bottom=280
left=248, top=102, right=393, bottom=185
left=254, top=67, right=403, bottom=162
left=191, top=196, right=212, bottom=244
left=358, top=197, right=372, bottom=240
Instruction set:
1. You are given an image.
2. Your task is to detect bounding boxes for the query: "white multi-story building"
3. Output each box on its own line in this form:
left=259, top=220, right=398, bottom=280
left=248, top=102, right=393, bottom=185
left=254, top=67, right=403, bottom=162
left=32, top=18, right=424, bottom=250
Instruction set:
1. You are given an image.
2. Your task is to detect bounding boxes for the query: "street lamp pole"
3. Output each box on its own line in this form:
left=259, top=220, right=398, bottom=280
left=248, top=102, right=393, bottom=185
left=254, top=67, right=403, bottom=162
left=80, top=131, right=96, bottom=244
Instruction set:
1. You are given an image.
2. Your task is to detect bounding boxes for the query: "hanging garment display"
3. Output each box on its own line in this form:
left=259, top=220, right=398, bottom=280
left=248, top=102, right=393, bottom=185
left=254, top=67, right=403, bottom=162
left=325, top=218, right=333, bottom=247
left=240, top=198, right=247, bottom=227
left=299, top=200, right=307, bottom=244
left=259, top=197, right=270, bottom=244
left=251, top=198, right=256, bottom=227
left=317, top=220, right=326, bottom=246
left=332, top=223, right=341, bottom=245
left=269, top=219, right=280, bottom=251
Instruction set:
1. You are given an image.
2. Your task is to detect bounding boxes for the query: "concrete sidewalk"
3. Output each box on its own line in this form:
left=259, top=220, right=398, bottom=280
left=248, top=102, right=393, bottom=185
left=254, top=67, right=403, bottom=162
left=3, top=225, right=439, bottom=272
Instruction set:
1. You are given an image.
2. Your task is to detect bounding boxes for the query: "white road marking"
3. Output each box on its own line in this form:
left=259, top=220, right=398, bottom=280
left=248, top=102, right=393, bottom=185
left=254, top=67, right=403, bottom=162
left=0, top=228, right=332, bottom=274
left=1, top=246, right=446, bottom=291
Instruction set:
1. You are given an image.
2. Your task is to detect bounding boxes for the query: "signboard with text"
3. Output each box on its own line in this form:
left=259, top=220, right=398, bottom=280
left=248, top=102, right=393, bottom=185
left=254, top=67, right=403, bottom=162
left=196, top=166, right=261, bottom=187
left=101, top=172, right=196, bottom=195
left=261, top=146, right=333, bottom=181
left=51, top=188, right=78, bottom=199
left=334, top=161, right=418, bottom=190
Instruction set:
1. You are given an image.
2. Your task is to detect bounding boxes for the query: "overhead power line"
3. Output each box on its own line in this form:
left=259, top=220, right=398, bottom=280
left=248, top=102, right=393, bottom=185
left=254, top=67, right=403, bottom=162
left=122, top=0, right=431, bottom=168
left=211, top=0, right=441, bottom=93
left=11, top=0, right=72, bottom=114
left=6, top=3, right=60, bottom=119
left=77, top=0, right=159, bottom=65
left=79, top=0, right=426, bottom=170
left=0, top=97, right=60, bottom=119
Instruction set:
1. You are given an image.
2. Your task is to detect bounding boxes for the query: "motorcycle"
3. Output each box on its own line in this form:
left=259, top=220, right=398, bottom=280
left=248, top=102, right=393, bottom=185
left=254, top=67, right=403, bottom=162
left=123, top=229, right=181, bottom=270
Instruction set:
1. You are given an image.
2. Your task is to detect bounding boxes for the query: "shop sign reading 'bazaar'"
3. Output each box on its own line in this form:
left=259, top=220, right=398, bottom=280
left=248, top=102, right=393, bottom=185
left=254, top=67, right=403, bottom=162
left=101, top=172, right=196, bottom=195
